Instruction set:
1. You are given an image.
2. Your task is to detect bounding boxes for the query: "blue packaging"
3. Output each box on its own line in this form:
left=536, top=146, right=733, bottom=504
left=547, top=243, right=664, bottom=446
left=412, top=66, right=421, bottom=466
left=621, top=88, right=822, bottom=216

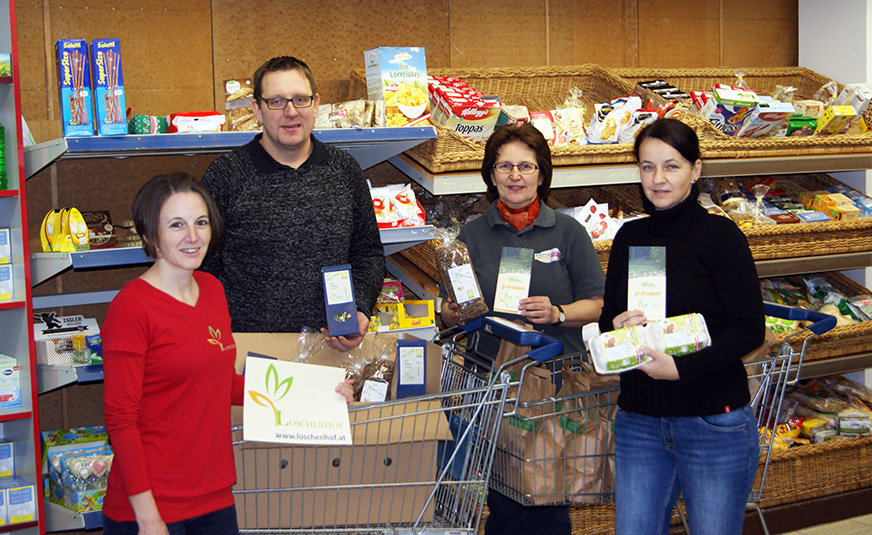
left=90, top=39, right=127, bottom=135
left=56, top=39, right=94, bottom=136
left=321, top=264, right=359, bottom=337
left=395, top=339, right=426, bottom=398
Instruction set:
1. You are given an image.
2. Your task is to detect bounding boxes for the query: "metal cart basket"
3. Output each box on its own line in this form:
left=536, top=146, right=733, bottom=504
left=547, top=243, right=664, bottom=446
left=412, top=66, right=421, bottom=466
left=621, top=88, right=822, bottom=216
left=231, top=345, right=515, bottom=535
left=440, top=307, right=836, bottom=535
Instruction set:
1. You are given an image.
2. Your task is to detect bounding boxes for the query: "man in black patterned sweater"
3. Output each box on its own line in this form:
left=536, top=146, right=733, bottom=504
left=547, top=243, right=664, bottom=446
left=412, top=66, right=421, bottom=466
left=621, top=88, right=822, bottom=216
left=201, top=56, right=384, bottom=351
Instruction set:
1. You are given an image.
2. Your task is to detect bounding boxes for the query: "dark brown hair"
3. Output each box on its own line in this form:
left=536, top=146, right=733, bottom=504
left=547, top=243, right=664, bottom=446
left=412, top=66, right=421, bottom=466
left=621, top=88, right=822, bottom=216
left=132, top=172, right=224, bottom=258
left=481, top=123, right=553, bottom=203
left=633, top=117, right=700, bottom=165
left=252, top=56, right=319, bottom=101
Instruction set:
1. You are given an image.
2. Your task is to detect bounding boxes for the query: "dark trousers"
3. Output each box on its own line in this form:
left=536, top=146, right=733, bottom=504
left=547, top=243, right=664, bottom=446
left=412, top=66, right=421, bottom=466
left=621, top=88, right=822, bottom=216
left=484, top=490, right=571, bottom=535
left=103, top=505, right=239, bottom=535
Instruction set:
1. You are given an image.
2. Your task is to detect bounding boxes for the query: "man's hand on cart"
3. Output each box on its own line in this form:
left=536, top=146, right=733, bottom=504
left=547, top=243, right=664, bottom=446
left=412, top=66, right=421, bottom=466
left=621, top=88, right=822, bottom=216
left=321, top=311, right=369, bottom=352
left=638, top=345, right=680, bottom=381
left=335, top=378, right=355, bottom=407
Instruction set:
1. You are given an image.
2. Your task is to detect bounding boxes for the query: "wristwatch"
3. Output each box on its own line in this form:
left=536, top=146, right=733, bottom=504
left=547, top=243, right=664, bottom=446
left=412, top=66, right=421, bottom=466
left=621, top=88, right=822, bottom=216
left=554, top=304, right=566, bottom=326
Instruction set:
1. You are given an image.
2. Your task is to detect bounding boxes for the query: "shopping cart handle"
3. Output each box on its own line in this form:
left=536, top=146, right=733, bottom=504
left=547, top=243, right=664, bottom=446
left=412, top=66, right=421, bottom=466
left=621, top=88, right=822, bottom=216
left=763, top=303, right=837, bottom=336
left=461, top=316, right=563, bottom=362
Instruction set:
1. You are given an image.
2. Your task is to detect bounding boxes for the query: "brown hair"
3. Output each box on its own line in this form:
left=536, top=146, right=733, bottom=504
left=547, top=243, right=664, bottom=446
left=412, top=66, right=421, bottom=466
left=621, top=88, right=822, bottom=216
left=252, top=56, right=319, bottom=101
left=481, top=123, right=553, bottom=203
left=132, top=172, right=224, bottom=258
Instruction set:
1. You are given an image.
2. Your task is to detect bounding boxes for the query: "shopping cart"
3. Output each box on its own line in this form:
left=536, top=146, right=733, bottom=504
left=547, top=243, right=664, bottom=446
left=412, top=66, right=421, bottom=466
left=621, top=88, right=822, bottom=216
left=740, top=302, right=836, bottom=535
left=438, top=316, right=620, bottom=507
left=230, top=321, right=564, bottom=535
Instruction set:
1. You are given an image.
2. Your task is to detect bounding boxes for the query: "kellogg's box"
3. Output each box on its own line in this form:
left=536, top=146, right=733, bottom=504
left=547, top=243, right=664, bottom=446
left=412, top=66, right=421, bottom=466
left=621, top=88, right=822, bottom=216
left=364, top=47, right=429, bottom=127
left=429, top=76, right=501, bottom=143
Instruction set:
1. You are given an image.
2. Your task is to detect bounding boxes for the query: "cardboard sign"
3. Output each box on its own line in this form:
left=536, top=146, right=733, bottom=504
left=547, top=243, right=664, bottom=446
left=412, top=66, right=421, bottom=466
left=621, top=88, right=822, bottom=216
left=243, top=357, right=352, bottom=445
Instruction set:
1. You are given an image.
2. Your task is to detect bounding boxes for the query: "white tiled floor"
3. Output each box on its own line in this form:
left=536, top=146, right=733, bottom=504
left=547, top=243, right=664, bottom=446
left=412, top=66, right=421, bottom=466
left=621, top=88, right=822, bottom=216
left=780, top=512, right=872, bottom=534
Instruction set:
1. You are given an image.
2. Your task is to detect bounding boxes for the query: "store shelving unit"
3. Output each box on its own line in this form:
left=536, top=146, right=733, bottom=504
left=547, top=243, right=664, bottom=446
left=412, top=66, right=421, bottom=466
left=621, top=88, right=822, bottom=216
left=23, top=126, right=437, bottom=178
left=0, top=0, right=44, bottom=533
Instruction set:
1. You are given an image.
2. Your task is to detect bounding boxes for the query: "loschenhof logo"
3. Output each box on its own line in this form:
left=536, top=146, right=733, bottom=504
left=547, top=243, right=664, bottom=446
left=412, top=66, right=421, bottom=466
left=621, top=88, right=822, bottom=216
left=206, top=326, right=235, bottom=352
left=248, top=363, right=293, bottom=426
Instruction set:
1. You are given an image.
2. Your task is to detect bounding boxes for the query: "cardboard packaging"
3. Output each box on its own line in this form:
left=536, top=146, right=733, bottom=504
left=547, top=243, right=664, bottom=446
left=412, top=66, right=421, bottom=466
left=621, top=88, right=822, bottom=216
left=0, top=256, right=12, bottom=301
left=90, top=39, right=126, bottom=135
left=0, top=366, right=19, bottom=410
left=364, top=47, right=429, bottom=126
left=0, top=228, right=9, bottom=264
left=735, top=97, right=796, bottom=138
left=321, top=264, right=359, bottom=337
left=231, top=332, right=449, bottom=529
left=0, top=478, right=35, bottom=525
left=815, top=105, right=856, bottom=135
left=0, top=440, right=12, bottom=478
left=56, top=39, right=94, bottom=136
left=33, top=315, right=101, bottom=365
left=234, top=399, right=449, bottom=529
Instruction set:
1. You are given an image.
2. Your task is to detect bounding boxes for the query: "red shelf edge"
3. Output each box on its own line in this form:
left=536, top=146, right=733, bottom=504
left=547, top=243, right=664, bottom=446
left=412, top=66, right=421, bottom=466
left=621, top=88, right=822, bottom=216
left=0, top=189, right=19, bottom=197
left=0, top=300, right=26, bottom=311
left=0, top=410, right=32, bottom=423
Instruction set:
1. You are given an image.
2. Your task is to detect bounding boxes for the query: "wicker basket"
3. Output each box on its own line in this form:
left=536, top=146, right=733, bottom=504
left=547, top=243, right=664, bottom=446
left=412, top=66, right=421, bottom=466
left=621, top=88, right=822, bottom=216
left=609, top=66, right=872, bottom=160
left=769, top=270, right=872, bottom=362
left=754, top=435, right=872, bottom=508
left=348, top=65, right=639, bottom=173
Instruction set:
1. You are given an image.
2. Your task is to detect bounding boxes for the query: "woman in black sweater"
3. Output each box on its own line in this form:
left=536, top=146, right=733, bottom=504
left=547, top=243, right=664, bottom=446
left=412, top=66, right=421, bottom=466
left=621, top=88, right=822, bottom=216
left=598, top=118, right=764, bottom=535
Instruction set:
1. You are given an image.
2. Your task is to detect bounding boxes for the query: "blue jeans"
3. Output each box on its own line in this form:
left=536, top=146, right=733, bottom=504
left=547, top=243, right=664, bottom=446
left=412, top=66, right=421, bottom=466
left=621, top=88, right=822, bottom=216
left=614, top=406, right=759, bottom=535
left=103, top=505, right=239, bottom=535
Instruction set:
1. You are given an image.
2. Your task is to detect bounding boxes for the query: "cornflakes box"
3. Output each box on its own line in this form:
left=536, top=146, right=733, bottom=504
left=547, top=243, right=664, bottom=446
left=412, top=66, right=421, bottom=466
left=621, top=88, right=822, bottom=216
left=364, top=47, right=429, bottom=126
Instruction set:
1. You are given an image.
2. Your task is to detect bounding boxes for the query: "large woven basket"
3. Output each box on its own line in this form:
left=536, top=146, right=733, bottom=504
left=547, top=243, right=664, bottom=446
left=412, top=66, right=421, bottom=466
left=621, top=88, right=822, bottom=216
left=609, top=66, right=872, bottom=160
left=769, top=270, right=872, bottom=362
left=348, top=65, right=640, bottom=172
left=753, top=435, right=872, bottom=508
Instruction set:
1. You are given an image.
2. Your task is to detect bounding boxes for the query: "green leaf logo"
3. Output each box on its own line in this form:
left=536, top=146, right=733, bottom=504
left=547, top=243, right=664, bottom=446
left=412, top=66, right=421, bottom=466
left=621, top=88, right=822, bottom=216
left=248, top=363, right=294, bottom=426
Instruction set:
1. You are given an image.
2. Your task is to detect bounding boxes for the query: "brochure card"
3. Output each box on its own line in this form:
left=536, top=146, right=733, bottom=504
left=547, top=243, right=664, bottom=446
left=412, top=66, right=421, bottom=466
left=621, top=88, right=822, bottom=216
left=627, top=246, right=666, bottom=320
left=493, top=247, right=534, bottom=314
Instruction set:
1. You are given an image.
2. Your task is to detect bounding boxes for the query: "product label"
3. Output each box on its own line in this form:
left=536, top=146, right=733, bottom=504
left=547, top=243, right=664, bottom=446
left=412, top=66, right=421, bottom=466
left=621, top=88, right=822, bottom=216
left=399, top=345, right=425, bottom=384
left=627, top=246, right=666, bottom=320
left=447, top=263, right=481, bottom=305
left=494, top=247, right=533, bottom=314
left=323, top=270, right=354, bottom=305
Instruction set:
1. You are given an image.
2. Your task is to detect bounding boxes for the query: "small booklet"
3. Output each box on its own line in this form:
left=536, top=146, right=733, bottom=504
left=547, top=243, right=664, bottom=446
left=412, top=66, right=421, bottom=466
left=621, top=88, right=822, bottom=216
left=493, top=247, right=534, bottom=314
left=627, top=246, right=666, bottom=320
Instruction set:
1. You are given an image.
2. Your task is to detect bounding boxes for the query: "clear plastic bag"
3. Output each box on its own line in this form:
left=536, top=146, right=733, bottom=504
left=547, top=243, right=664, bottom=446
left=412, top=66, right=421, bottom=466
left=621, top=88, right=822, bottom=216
left=433, top=225, right=489, bottom=323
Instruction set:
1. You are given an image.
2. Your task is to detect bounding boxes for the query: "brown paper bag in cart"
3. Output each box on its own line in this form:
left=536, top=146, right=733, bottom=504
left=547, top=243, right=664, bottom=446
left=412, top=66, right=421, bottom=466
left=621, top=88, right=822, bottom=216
left=491, top=334, right=564, bottom=504
left=558, top=360, right=619, bottom=503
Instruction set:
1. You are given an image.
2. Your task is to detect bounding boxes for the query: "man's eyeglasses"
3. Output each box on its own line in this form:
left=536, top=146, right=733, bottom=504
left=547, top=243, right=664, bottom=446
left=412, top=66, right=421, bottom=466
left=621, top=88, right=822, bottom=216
left=493, top=162, right=539, bottom=175
left=261, top=96, right=315, bottom=110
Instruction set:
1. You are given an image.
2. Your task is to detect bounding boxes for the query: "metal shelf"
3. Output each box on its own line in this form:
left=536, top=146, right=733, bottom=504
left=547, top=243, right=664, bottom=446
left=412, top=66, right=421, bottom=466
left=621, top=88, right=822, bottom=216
left=29, top=227, right=434, bottom=308
left=36, top=364, right=103, bottom=395
left=389, top=152, right=872, bottom=196
left=754, top=252, right=872, bottom=278
left=798, top=352, right=872, bottom=380
left=44, top=501, right=102, bottom=532
left=24, top=127, right=437, bottom=179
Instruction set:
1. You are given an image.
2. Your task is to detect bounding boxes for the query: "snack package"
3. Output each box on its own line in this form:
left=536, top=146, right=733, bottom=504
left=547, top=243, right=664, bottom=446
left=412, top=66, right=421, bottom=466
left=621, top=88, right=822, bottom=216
left=735, top=97, right=796, bottom=138
left=813, top=80, right=840, bottom=107
left=223, top=78, right=258, bottom=131
left=529, top=109, right=587, bottom=146
left=792, top=100, right=825, bottom=119
left=434, top=226, right=489, bottom=323
left=167, top=111, right=225, bottom=133
left=617, top=110, right=657, bottom=143
left=587, top=96, right=642, bottom=145
left=814, top=105, right=856, bottom=135
left=786, top=114, right=817, bottom=136
left=496, top=105, right=530, bottom=127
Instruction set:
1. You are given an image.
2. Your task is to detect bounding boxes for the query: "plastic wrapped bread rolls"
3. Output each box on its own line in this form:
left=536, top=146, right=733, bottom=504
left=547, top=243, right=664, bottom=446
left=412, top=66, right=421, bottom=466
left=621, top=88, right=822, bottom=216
left=434, top=228, right=489, bottom=323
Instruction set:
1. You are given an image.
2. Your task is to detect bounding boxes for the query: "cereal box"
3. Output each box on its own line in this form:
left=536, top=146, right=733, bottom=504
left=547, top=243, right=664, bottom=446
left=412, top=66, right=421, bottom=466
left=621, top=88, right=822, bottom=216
left=815, top=105, right=856, bottom=135
left=56, top=39, right=94, bottom=137
left=429, top=81, right=501, bottom=143
left=364, top=47, right=429, bottom=126
left=90, top=39, right=126, bottom=135
left=735, top=97, right=796, bottom=138
left=0, top=478, right=34, bottom=525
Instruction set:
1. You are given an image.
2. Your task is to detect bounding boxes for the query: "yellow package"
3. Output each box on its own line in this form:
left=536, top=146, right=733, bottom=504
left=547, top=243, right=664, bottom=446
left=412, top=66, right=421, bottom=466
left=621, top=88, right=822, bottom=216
left=55, top=207, right=90, bottom=252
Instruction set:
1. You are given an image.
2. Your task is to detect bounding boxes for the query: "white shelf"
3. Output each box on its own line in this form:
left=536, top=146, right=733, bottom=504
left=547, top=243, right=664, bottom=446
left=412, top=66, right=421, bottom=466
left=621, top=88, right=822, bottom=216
left=36, top=364, right=104, bottom=395
left=24, top=127, right=438, bottom=179
left=44, top=501, right=103, bottom=532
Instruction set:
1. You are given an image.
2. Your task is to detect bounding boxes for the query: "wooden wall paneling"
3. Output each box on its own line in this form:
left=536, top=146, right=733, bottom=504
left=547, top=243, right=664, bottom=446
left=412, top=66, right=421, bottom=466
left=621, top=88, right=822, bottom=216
left=548, top=0, right=640, bottom=67
left=722, top=0, right=798, bottom=67
left=210, top=0, right=451, bottom=107
left=16, top=0, right=213, bottom=143
left=637, top=4, right=722, bottom=67
left=448, top=0, right=547, bottom=68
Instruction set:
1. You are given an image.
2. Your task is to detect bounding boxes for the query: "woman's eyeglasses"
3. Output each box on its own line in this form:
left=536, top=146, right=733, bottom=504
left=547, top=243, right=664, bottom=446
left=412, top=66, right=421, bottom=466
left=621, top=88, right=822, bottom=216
left=493, top=162, right=539, bottom=175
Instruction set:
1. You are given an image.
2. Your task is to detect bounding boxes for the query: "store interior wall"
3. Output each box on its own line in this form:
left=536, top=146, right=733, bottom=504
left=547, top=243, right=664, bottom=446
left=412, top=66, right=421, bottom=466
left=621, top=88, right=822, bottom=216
left=799, top=0, right=872, bottom=388
left=16, top=1, right=799, bottom=433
